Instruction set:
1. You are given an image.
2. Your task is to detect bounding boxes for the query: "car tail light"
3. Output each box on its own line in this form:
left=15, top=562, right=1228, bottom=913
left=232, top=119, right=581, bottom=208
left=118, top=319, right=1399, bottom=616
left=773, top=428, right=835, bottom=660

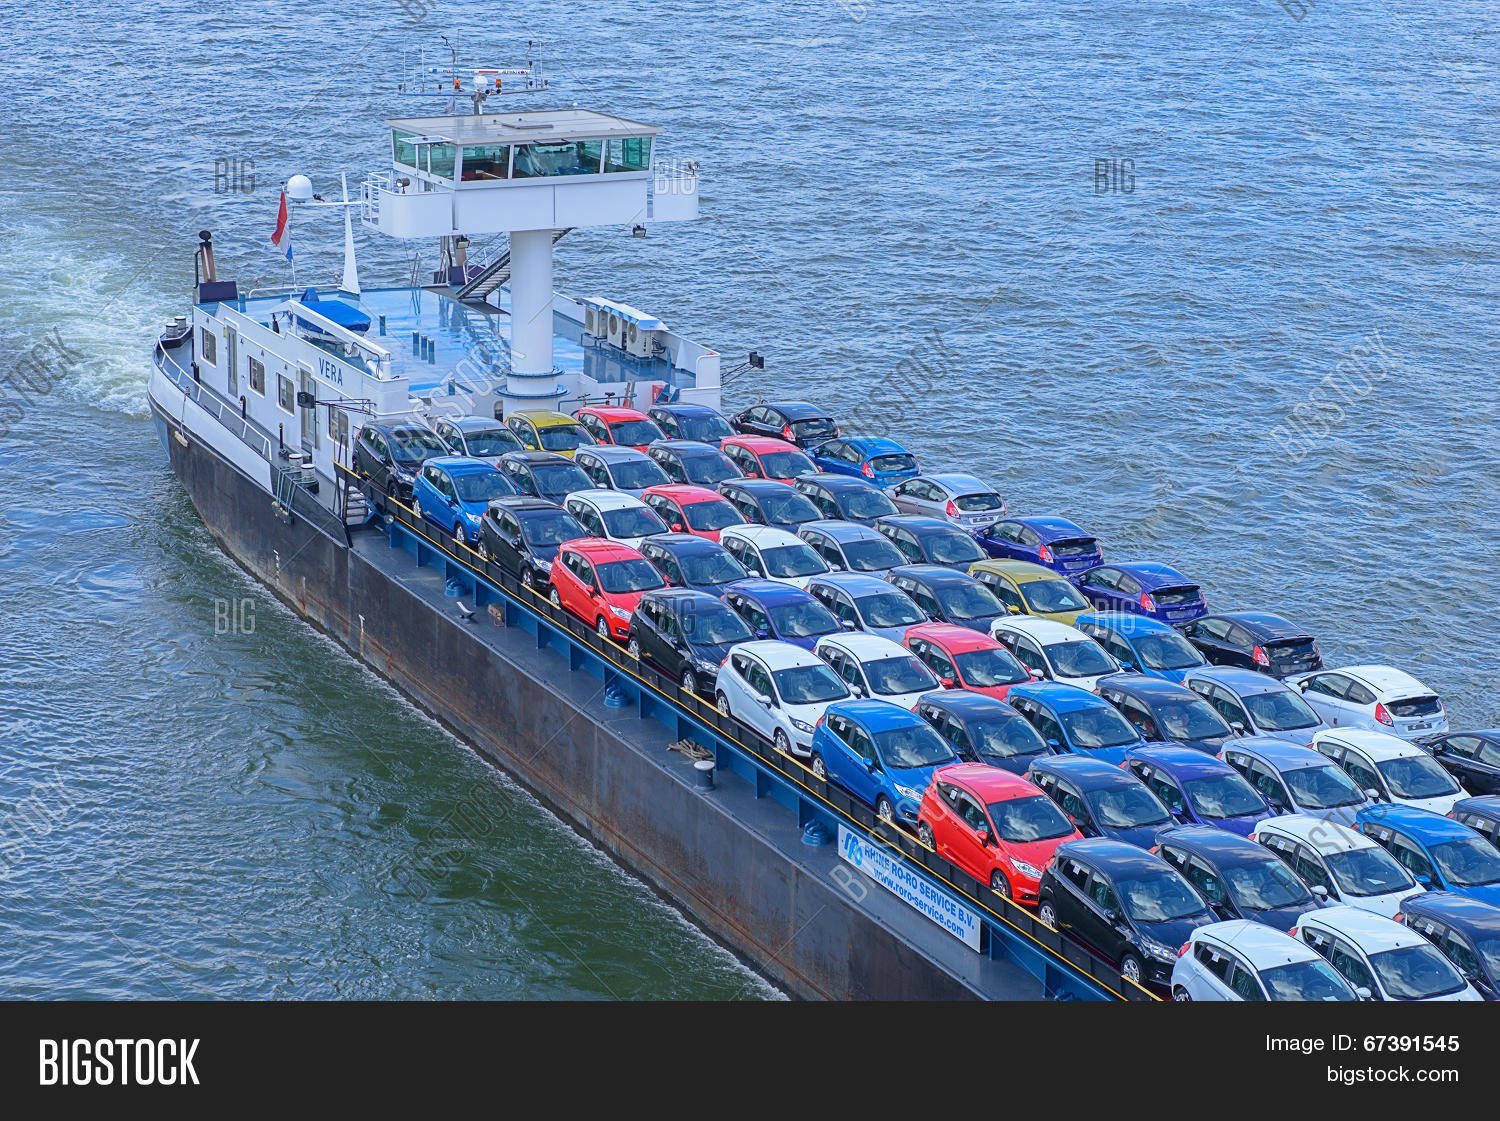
left=1038, top=544, right=1053, bottom=563
left=815, top=714, right=825, bottom=728
left=1252, top=644, right=1271, bottom=668
left=1289, top=926, right=1299, bottom=938
left=1177, top=942, right=1191, bottom=958
left=1393, top=912, right=1405, bottom=924
left=782, top=424, right=795, bottom=441
left=1148, top=844, right=1160, bottom=854
left=1139, top=591, right=1156, bottom=612
left=945, top=500, right=958, bottom=518
left=861, top=461, right=874, bottom=479
left=1374, top=702, right=1394, bottom=727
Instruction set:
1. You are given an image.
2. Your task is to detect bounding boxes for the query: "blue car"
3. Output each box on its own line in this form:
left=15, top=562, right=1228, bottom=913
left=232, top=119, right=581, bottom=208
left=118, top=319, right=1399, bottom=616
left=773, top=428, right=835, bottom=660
left=1124, top=745, right=1274, bottom=837
left=1006, top=681, right=1150, bottom=765
left=1026, top=755, right=1176, bottom=849
left=804, top=573, right=927, bottom=642
left=1153, top=825, right=1323, bottom=932
left=806, top=436, right=920, bottom=488
left=809, top=699, right=960, bottom=824
left=1449, top=795, right=1500, bottom=850
left=1400, top=892, right=1500, bottom=1000
left=1075, top=612, right=1208, bottom=684
left=914, top=691, right=1056, bottom=776
left=1355, top=804, right=1500, bottom=905
left=1075, top=562, right=1208, bottom=627
left=1183, top=666, right=1331, bottom=745
left=647, top=402, right=735, bottom=445
left=722, top=578, right=844, bottom=651
left=1096, top=674, right=1238, bottom=755
left=411, top=456, right=518, bottom=545
left=637, top=533, right=749, bottom=598
left=886, top=565, right=1007, bottom=633
left=876, top=515, right=988, bottom=570
left=976, top=516, right=1103, bottom=577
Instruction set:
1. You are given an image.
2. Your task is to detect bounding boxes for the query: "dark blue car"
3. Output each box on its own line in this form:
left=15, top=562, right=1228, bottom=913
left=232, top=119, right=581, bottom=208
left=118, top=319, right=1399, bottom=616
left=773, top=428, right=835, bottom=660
left=810, top=699, right=959, bottom=824
left=721, top=578, right=844, bottom=651
left=1124, top=745, right=1274, bottom=837
left=1096, top=674, right=1238, bottom=755
left=876, top=515, right=987, bottom=570
left=886, top=564, right=1007, bottom=633
left=1007, top=681, right=1149, bottom=765
left=1027, top=755, right=1177, bottom=849
left=717, top=478, right=823, bottom=533
left=1076, top=562, right=1208, bottom=626
left=1153, top=825, right=1322, bottom=932
left=637, top=533, right=749, bottom=598
left=1400, top=892, right=1500, bottom=1000
left=913, top=690, right=1056, bottom=775
left=806, top=436, right=920, bottom=488
left=976, top=516, right=1103, bottom=577
left=647, top=439, right=742, bottom=487
left=791, top=474, right=900, bottom=525
left=647, top=403, right=735, bottom=445
left=1355, top=804, right=1500, bottom=906
left=1449, top=795, right=1500, bottom=849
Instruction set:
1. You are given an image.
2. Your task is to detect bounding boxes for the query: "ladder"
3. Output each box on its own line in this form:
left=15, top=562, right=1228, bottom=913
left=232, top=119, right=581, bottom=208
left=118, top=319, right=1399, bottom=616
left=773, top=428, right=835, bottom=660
left=455, top=228, right=572, bottom=302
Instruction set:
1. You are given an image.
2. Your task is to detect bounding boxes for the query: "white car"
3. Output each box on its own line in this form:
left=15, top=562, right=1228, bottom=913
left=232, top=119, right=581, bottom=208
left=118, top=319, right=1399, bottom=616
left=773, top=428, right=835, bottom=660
left=887, top=472, right=1007, bottom=531
left=715, top=639, right=852, bottom=757
left=990, top=617, right=1122, bottom=691
left=1293, top=906, right=1482, bottom=1002
left=1311, top=729, right=1468, bottom=815
left=563, top=489, right=668, bottom=550
left=1289, top=665, right=1448, bottom=740
left=719, top=524, right=830, bottom=589
left=1170, top=920, right=1360, bottom=1002
left=813, top=632, right=942, bottom=711
left=1252, top=815, right=1422, bottom=919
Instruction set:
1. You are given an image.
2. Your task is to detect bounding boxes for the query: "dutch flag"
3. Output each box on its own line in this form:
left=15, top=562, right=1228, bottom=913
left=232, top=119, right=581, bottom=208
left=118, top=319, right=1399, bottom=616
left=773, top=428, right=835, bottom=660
left=271, top=189, right=293, bottom=263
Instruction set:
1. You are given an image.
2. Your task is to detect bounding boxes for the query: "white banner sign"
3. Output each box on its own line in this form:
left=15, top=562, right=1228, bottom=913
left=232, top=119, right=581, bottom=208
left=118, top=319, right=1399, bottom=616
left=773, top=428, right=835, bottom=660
left=838, top=825, right=981, bottom=951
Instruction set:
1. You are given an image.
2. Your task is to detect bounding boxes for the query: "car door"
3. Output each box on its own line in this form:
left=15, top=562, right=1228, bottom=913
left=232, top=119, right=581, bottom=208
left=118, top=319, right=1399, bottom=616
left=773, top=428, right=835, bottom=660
left=1195, top=682, right=1251, bottom=733
left=905, top=582, right=943, bottom=623
left=633, top=599, right=667, bottom=671
left=491, top=510, right=526, bottom=576
left=1291, top=842, right=1339, bottom=903
left=819, top=646, right=867, bottom=698
left=1052, top=779, right=1095, bottom=835
left=1436, top=928, right=1491, bottom=996
left=1188, top=941, right=1239, bottom=1000
left=829, top=717, right=880, bottom=804
left=507, top=417, right=540, bottom=450
left=575, top=453, right=612, bottom=490
left=915, top=642, right=959, bottom=689
left=730, top=594, right=773, bottom=640
left=1000, top=633, right=1047, bottom=680
left=644, top=543, right=686, bottom=589
left=1324, top=934, right=1380, bottom=999
left=1116, top=695, right=1161, bottom=741
left=1335, top=746, right=1385, bottom=801
left=1132, top=762, right=1187, bottom=819
left=1300, top=672, right=1357, bottom=725
left=1078, top=567, right=1122, bottom=611
left=1181, top=855, right=1232, bottom=918
left=1050, top=857, right=1096, bottom=933
left=1098, top=630, right=1139, bottom=673
left=740, top=657, right=780, bottom=739
left=1385, top=832, right=1438, bottom=888
left=1221, top=624, right=1258, bottom=669
left=947, top=788, right=995, bottom=882
left=1432, top=736, right=1500, bottom=794
left=984, top=574, right=1026, bottom=616
left=1082, top=871, right=1127, bottom=959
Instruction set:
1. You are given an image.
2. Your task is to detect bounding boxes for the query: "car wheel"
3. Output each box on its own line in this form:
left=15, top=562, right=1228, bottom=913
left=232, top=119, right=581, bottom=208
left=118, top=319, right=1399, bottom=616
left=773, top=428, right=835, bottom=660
left=876, top=796, right=895, bottom=824
left=548, top=585, right=562, bottom=609
left=917, top=821, right=934, bottom=848
left=412, top=498, right=423, bottom=521
left=627, top=637, right=641, bottom=659
left=811, top=753, right=828, bottom=781
left=990, top=870, right=1011, bottom=899
left=1038, top=899, right=1058, bottom=929
left=1172, top=986, right=1191, bottom=1002
left=596, top=617, right=611, bottom=641
left=774, top=729, right=792, bottom=757
left=681, top=669, right=698, bottom=696
left=716, top=691, right=732, bottom=718
left=1120, top=954, right=1145, bottom=986
left=454, top=526, right=467, bottom=549
left=477, top=539, right=490, bottom=561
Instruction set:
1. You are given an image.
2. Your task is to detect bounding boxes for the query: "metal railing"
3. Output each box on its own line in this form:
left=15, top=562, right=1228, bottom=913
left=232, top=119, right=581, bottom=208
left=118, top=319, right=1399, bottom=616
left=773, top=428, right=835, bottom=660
left=155, top=343, right=274, bottom=462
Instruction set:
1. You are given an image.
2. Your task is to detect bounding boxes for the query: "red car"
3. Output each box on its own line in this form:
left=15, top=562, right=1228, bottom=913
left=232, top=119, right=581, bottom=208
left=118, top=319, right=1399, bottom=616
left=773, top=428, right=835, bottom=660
left=573, top=405, right=665, bottom=453
left=640, top=484, right=746, bottom=543
left=548, top=538, right=666, bottom=642
left=903, top=623, right=1033, bottom=700
left=918, top=763, right=1083, bottom=903
left=720, top=435, right=817, bottom=486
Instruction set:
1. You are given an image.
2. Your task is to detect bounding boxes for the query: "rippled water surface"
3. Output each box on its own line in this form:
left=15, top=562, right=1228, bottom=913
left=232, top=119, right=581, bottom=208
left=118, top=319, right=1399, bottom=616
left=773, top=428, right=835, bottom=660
left=0, top=1, right=1495, bottom=997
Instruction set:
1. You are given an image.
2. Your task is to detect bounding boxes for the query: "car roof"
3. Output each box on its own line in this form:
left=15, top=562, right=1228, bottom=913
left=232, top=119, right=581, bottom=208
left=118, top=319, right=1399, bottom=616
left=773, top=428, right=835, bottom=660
left=653, top=402, right=720, bottom=417
left=890, top=564, right=979, bottom=587
left=841, top=436, right=908, bottom=455
left=1336, top=665, right=1432, bottom=698
left=577, top=405, right=648, bottom=421
left=1011, top=515, right=1091, bottom=538
left=1315, top=728, right=1424, bottom=761
left=993, top=617, right=1090, bottom=643
left=920, top=690, right=1020, bottom=718
left=501, top=450, right=572, bottom=465
left=723, top=478, right=800, bottom=497
left=726, top=578, right=813, bottom=605
left=1195, top=920, right=1323, bottom=968
left=1184, top=666, right=1289, bottom=695
left=1403, top=891, right=1500, bottom=935
left=1109, top=561, right=1195, bottom=587
left=816, top=632, right=910, bottom=660
left=970, top=559, right=1058, bottom=582
left=565, top=538, right=644, bottom=560
left=644, top=587, right=723, bottom=608
left=1203, top=611, right=1309, bottom=639
left=759, top=401, right=828, bottom=420
left=1156, top=825, right=1272, bottom=863
left=570, top=488, right=651, bottom=512
left=735, top=639, right=825, bottom=669
left=1453, top=795, right=1500, bottom=818
left=641, top=532, right=724, bottom=555
left=1300, top=906, right=1425, bottom=951
left=1074, top=611, right=1177, bottom=637
left=826, top=698, right=927, bottom=730
left=924, top=472, right=993, bottom=493
left=937, top=762, right=1041, bottom=801
left=489, top=496, right=564, bottom=514
left=1031, top=754, right=1144, bottom=787
left=799, top=473, right=877, bottom=492
left=880, top=515, right=965, bottom=536
left=1054, top=837, right=1167, bottom=873
left=1102, top=674, right=1201, bottom=702
left=1127, top=745, right=1234, bottom=778
left=512, top=410, right=579, bottom=425
left=643, top=483, right=724, bottom=503
left=722, top=524, right=804, bottom=548
left=1256, top=814, right=1374, bottom=854
left=1007, top=681, right=1112, bottom=713
left=450, top=416, right=507, bottom=431
left=802, top=519, right=884, bottom=543
left=906, top=622, right=1001, bottom=651
left=725, top=434, right=802, bottom=451
left=807, top=572, right=900, bottom=597
left=578, top=444, right=654, bottom=463
left=656, top=439, right=723, bottom=455
left=425, top=455, right=498, bottom=474
left=1357, top=804, right=1475, bottom=842
left=1226, top=737, right=1334, bottom=771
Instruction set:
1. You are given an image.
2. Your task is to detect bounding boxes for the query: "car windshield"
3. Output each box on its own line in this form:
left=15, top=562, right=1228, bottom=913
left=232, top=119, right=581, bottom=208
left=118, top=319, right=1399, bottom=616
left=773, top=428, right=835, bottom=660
left=681, top=500, right=742, bottom=532
left=1059, top=706, right=1141, bottom=750
left=1087, top=784, right=1172, bottom=828
left=1260, top=959, right=1358, bottom=1001
left=452, top=472, right=515, bottom=503
left=1220, top=857, right=1314, bottom=911
left=759, top=492, right=821, bottom=525
left=792, top=417, right=838, bottom=440
left=761, top=544, right=828, bottom=578
left=1151, top=699, right=1233, bottom=741
left=678, top=551, right=748, bottom=587
left=872, top=724, right=956, bottom=769
left=462, top=428, right=522, bottom=456
left=681, top=452, right=740, bottom=486
left=766, top=601, right=841, bottom=639
left=1182, top=773, right=1267, bottom=819
left=925, top=531, right=987, bottom=565
left=609, top=459, right=671, bottom=491
left=970, top=713, right=1050, bottom=760
left=601, top=506, right=667, bottom=540
left=1429, top=838, right=1500, bottom=887
left=935, top=582, right=1003, bottom=621
left=607, top=420, right=662, bottom=446
left=532, top=464, right=592, bottom=496
left=772, top=664, right=849, bottom=705
left=840, top=490, right=900, bottom=520
left=841, top=538, right=906, bottom=572
left=538, top=425, right=592, bottom=452
left=1377, top=755, right=1461, bottom=800
left=519, top=510, right=586, bottom=547
left=595, top=558, right=666, bottom=595
left=1324, top=846, right=1414, bottom=897
left=1368, top=944, right=1468, bottom=1000
left=864, top=656, right=939, bottom=696
left=953, top=648, right=1029, bottom=687
left=390, top=431, right=448, bottom=465
left=679, top=415, right=735, bottom=444
left=1242, top=688, right=1322, bottom=731
left=953, top=492, right=1003, bottom=512
left=1134, top=632, right=1204, bottom=671
left=870, top=453, right=917, bottom=474
left=680, top=604, right=753, bottom=647
left=856, top=592, right=924, bottom=628
left=988, top=795, right=1075, bottom=843
left=1115, top=873, right=1209, bottom=923
left=1020, top=580, right=1090, bottom=614
left=758, top=450, right=815, bottom=479
left=1284, top=763, right=1367, bottom=809
left=1044, top=640, right=1116, bottom=678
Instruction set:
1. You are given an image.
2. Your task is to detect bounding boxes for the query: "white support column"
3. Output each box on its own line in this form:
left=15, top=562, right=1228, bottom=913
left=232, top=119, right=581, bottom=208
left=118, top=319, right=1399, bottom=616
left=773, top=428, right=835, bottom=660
left=508, top=228, right=554, bottom=377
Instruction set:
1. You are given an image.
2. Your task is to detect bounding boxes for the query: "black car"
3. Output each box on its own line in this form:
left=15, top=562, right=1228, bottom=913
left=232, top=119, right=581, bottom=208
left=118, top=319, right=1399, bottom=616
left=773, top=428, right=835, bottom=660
left=1179, top=612, right=1322, bottom=679
left=1037, top=837, right=1215, bottom=988
left=627, top=588, right=754, bottom=696
left=495, top=451, right=592, bottom=505
left=914, top=691, right=1055, bottom=776
left=1153, top=825, right=1322, bottom=933
left=478, top=497, right=588, bottom=589
left=1026, top=755, right=1177, bottom=849
left=886, top=565, right=1007, bottom=633
left=1421, top=731, right=1500, bottom=795
left=353, top=422, right=448, bottom=503
left=647, top=403, right=736, bottom=445
left=791, top=474, right=900, bottom=526
left=1096, top=674, right=1237, bottom=755
left=875, top=515, right=987, bottom=570
left=728, top=400, right=840, bottom=447
left=1400, top=891, right=1500, bottom=1000
left=1448, top=795, right=1500, bottom=848
left=637, top=533, right=749, bottom=598
left=716, top=479, right=822, bottom=533
left=647, top=440, right=742, bottom=487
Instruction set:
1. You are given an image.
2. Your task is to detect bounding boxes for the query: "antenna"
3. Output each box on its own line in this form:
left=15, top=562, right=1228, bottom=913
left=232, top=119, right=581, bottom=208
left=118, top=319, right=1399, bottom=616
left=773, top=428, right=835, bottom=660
left=395, top=38, right=550, bottom=114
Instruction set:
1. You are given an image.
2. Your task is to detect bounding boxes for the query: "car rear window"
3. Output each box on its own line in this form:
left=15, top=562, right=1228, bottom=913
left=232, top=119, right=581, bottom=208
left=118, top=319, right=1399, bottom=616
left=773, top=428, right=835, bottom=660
left=1152, top=585, right=1201, bottom=607
left=1388, top=695, right=1443, bottom=718
left=791, top=417, right=838, bottom=439
left=1050, top=537, right=1097, bottom=557
left=1265, top=638, right=1318, bottom=660
left=952, top=493, right=1003, bottom=512
left=870, top=453, right=916, bottom=474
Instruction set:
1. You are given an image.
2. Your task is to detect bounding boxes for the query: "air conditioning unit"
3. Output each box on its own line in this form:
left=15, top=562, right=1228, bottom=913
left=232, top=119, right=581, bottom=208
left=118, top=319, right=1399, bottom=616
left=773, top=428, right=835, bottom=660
left=607, top=313, right=627, bottom=350
left=583, top=305, right=605, bottom=337
left=624, top=323, right=661, bottom=359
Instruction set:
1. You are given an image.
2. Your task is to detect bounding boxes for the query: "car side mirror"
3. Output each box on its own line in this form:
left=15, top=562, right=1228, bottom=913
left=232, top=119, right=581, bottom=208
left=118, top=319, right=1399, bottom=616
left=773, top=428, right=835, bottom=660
left=975, top=827, right=992, bottom=847
left=1007, top=604, right=1022, bottom=614
left=1310, top=885, right=1329, bottom=900
left=849, top=684, right=866, bottom=698
left=839, top=620, right=857, bottom=631
left=671, top=522, right=684, bottom=532
left=1105, top=908, right=1126, bottom=928
left=1230, top=721, right=1246, bottom=734
left=1029, top=668, right=1045, bottom=681
left=939, top=676, right=956, bottom=689
left=1046, top=738, right=1062, bottom=750
left=753, top=628, right=770, bottom=640
left=1355, top=986, right=1373, bottom=1002
left=865, top=758, right=880, bottom=773
left=755, top=694, right=773, bottom=707
left=1415, top=873, right=1433, bottom=888
left=1364, top=788, right=1382, bottom=803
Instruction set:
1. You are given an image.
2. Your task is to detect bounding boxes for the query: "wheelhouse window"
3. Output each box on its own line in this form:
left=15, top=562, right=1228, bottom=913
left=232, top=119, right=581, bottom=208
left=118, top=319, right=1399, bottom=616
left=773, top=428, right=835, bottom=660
left=277, top=375, right=295, bottom=414
left=248, top=357, right=266, bottom=395
left=604, top=136, right=652, bottom=172
left=460, top=144, right=511, bottom=181
left=199, top=327, right=217, bottom=366
left=513, top=140, right=603, bottom=178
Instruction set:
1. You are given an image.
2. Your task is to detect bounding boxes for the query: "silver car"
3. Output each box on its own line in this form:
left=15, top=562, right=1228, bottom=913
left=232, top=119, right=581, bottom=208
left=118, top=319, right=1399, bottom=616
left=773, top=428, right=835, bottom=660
left=1171, top=921, right=1361, bottom=1001
left=888, top=473, right=1007, bottom=531
left=432, top=415, right=525, bottom=466
left=572, top=445, right=672, bottom=498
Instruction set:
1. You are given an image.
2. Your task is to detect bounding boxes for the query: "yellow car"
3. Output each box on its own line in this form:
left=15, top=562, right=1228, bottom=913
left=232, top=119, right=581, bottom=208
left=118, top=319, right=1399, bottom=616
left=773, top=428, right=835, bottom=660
left=505, top=410, right=596, bottom=458
left=967, top=559, right=1092, bottom=626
